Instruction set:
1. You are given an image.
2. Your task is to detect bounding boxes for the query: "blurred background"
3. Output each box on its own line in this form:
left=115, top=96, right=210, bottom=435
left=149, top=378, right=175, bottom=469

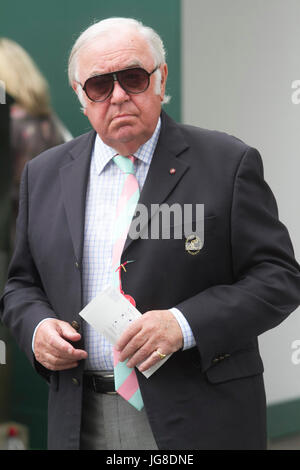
left=0, top=0, right=299, bottom=449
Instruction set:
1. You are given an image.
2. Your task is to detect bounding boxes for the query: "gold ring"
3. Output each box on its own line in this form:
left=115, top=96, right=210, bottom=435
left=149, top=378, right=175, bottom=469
left=156, top=350, right=167, bottom=360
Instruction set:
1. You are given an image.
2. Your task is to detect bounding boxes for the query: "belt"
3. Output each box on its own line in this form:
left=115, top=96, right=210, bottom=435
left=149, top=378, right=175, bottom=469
left=83, top=371, right=117, bottom=395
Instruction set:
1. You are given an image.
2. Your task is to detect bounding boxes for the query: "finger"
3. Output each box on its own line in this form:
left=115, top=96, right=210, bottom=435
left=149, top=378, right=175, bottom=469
left=118, top=330, right=149, bottom=362
left=137, top=350, right=166, bottom=373
left=44, top=359, right=79, bottom=371
left=36, top=348, right=87, bottom=370
left=126, top=341, right=155, bottom=368
left=48, top=342, right=88, bottom=361
left=46, top=333, right=76, bottom=356
left=58, top=322, right=81, bottom=342
left=35, top=332, right=87, bottom=361
left=39, top=347, right=88, bottom=370
left=67, top=347, right=88, bottom=361
left=46, top=332, right=87, bottom=360
left=53, top=362, right=79, bottom=371
left=115, top=320, right=143, bottom=351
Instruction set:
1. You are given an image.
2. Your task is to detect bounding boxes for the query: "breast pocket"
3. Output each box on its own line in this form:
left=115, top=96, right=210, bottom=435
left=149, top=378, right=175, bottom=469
left=167, top=214, right=216, bottom=247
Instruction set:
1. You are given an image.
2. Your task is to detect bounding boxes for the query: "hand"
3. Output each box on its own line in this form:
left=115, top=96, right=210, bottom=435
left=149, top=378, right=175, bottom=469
left=33, top=318, right=88, bottom=371
left=115, top=310, right=183, bottom=372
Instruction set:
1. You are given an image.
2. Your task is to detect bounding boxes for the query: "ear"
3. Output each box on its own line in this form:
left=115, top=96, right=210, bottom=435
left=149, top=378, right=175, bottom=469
left=72, top=82, right=88, bottom=115
left=159, top=63, right=168, bottom=101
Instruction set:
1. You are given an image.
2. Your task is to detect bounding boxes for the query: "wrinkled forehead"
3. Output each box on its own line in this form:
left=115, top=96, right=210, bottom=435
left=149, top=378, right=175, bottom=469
left=77, top=30, right=154, bottom=80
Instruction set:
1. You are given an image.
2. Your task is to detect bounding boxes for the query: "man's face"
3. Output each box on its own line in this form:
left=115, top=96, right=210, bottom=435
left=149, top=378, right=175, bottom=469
left=74, top=30, right=168, bottom=154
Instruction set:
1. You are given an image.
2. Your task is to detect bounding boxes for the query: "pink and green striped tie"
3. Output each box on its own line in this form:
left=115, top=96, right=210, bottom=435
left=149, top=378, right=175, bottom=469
left=112, top=154, right=144, bottom=411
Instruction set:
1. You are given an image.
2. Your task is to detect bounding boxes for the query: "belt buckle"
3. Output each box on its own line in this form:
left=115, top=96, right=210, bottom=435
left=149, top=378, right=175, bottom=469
left=91, top=373, right=117, bottom=395
left=102, top=373, right=114, bottom=379
left=105, top=374, right=117, bottom=395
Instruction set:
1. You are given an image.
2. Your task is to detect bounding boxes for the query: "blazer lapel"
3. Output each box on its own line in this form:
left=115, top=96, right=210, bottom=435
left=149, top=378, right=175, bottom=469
left=59, top=130, right=96, bottom=265
left=123, top=112, right=190, bottom=255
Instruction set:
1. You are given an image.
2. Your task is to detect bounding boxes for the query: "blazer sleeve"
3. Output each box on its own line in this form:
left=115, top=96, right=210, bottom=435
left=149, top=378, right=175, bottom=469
left=176, top=147, right=300, bottom=372
left=0, top=162, right=57, bottom=379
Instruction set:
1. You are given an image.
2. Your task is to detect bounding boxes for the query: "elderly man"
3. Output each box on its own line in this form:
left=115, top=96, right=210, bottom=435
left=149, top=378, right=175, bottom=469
left=1, top=17, right=300, bottom=450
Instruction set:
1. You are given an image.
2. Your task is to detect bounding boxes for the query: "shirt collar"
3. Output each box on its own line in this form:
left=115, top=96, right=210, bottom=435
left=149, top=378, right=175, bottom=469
left=93, top=116, right=161, bottom=175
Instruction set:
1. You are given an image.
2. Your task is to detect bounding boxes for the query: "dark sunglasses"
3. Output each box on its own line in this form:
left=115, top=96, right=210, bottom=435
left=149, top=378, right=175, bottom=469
left=78, top=66, right=159, bottom=102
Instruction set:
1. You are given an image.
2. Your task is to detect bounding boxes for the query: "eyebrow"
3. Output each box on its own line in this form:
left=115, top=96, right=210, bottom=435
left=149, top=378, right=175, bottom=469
left=88, top=61, right=144, bottom=79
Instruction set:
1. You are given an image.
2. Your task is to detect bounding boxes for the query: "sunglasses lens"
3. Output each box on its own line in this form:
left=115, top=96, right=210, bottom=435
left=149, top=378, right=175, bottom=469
left=119, top=68, right=149, bottom=94
left=84, top=74, right=113, bottom=102
left=83, top=68, right=151, bottom=102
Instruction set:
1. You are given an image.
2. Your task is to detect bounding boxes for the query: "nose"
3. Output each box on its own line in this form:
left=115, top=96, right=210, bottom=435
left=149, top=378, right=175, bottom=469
left=110, top=77, right=129, bottom=104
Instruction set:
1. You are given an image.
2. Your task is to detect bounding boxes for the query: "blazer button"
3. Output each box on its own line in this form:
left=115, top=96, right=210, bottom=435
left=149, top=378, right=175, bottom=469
left=71, top=320, right=80, bottom=331
left=75, top=261, right=79, bottom=269
left=72, top=377, right=80, bottom=386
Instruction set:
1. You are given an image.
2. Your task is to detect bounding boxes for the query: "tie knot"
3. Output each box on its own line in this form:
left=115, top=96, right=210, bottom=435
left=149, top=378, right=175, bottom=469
left=113, top=154, right=136, bottom=174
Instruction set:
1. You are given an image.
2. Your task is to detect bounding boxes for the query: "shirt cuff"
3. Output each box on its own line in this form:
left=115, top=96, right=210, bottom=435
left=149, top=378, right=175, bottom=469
left=32, top=318, right=53, bottom=354
left=169, top=307, right=196, bottom=351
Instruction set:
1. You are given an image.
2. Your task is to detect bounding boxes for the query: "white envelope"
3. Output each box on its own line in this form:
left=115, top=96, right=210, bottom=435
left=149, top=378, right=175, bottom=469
left=79, top=286, right=171, bottom=378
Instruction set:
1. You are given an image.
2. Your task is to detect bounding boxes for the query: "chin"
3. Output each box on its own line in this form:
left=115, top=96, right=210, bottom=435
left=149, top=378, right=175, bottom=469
left=113, top=125, right=139, bottom=142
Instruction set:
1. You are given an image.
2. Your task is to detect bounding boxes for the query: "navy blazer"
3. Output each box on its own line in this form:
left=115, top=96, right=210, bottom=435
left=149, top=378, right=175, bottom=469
left=1, top=111, right=300, bottom=449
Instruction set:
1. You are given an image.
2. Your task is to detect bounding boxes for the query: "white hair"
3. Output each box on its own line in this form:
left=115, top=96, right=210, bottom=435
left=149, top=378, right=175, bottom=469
left=68, top=17, right=171, bottom=108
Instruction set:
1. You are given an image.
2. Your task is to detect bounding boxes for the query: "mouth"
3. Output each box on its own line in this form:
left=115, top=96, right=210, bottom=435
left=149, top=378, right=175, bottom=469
left=113, top=114, right=135, bottom=120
